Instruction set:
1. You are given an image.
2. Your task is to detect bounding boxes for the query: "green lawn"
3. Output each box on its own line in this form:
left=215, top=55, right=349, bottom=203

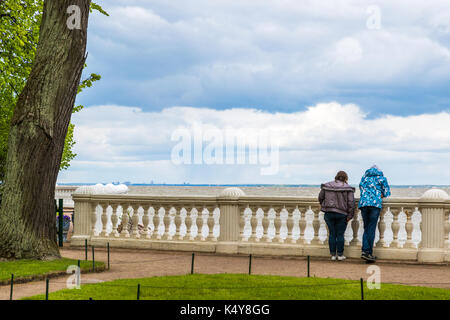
left=24, top=274, right=450, bottom=300
left=0, top=258, right=105, bottom=284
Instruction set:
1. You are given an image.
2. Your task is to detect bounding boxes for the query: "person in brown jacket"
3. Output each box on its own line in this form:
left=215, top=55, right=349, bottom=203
left=318, top=171, right=355, bottom=261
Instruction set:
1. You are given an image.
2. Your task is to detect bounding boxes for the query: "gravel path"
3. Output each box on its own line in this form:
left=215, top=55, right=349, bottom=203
left=1, top=247, right=449, bottom=300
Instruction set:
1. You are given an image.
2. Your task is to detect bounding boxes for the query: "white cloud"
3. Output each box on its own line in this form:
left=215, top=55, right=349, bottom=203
left=58, top=102, right=450, bottom=184
left=90, top=1, right=450, bottom=83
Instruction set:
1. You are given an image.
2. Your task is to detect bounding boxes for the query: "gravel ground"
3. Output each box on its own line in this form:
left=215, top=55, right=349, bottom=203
left=1, top=246, right=449, bottom=300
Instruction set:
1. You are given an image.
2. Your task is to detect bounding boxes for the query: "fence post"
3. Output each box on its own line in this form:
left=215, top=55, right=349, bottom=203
left=248, top=254, right=252, bottom=275
left=191, top=253, right=195, bottom=274
left=45, top=278, right=49, bottom=300
left=92, top=246, right=95, bottom=272
left=10, top=274, right=14, bottom=300
left=137, top=284, right=141, bottom=300
left=360, top=278, right=364, bottom=300
left=77, top=260, right=81, bottom=287
left=58, top=198, right=64, bottom=247
left=107, top=242, right=110, bottom=270
left=307, top=256, right=310, bottom=277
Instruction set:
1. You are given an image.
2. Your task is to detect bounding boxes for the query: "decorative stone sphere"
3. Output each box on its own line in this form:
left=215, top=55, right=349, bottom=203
left=218, top=187, right=246, bottom=198
left=104, top=183, right=116, bottom=193
left=116, top=184, right=129, bottom=194
left=73, top=183, right=129, bottom=195
left=420, top=188, right=450, bottom=201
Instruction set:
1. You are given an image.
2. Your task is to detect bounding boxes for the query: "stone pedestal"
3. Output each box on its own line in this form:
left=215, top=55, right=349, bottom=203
left=417, top=189, right=450, bottom=263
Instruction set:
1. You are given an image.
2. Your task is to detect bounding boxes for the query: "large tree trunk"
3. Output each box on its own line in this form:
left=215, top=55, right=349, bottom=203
left=0, top=0, right=91, bottom=259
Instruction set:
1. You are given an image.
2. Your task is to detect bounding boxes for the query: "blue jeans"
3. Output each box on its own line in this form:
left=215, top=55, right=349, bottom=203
left=360, top=206, right=381, bottom=255
left=324, top=212, right=347, bottom=256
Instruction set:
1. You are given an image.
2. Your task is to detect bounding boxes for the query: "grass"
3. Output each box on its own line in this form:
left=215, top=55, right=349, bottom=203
left=24, top=274, right=450, bottom=300
left=0, top=258, right=105, bottom=285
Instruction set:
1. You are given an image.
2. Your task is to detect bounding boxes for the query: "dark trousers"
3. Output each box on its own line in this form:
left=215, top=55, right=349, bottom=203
left=324, top=212, right=348, bottom=256
left=360, top=206, right=381, bottom=255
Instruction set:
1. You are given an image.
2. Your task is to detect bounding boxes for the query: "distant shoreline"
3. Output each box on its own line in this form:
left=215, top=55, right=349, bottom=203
left=57, top=183, right=450, bottom=188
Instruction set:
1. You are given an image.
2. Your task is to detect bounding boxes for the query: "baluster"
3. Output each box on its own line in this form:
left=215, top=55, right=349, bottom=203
left=206, top=206, right=216, bottom=241
left=165, top=207, right=176, bottom=240
left=376, top=208, right=387, bottom=248
left=91, top=203, right=99, bottom=236
left=249, top=207, right=258, bottom=242
left=99, top=204, right=109, bottom=237
left=290, top=206, right=300, bottom=244
left=142, top=205, right=151, bottom=239
left=404, top=207, right=415, bottom=249
left=297, top=208, right=307, bottom=244
left=188, top=207, right=199, bottom=241
left=155, top=207, right=165, bottom=240
left=265, top=208, right=276, bottom=243
left=178, top=207, right=187, bottom=240
left=319, top=211, right=327, bottom=245
left=255, top=208, right=264, bottom=242
left=241, top=206, right=251, bottom=241
left=344, top=221, right=352, bottom=246
left=350, top=210, right=360, bottom=246
left=110, top=204, right=120, bottom=238
left=131, top=205, right=140, bottom=239
left=173, top=207, right=181, bottom=240
left=212, top=206, right=220, bottom=241
left=198, top=207, right=207, bottom=241
left=163, top=206, right=172, bottom=240
left=262, top=208, right=270, bottom=242
left=120, top=205, right=130, bottom=238
left=273, top=208, right=282, bottom=243
left=184, top=206, right=192, bottom=240
left=195, top=207, right=204, bottom=241
left=162, top=206, right=173, bottom=240
left=286, top=207, right=294, bottom=243
left=239, top=206, right=246, bottom=241
left=390, top=208, right=401, bottom=248
left=418, top=209, right=423, bottom=249
left=150, top=206, right=159, bottom=240
left=310, top=207, right=321, bottom=245
left=277, top=207, right=289, bottom=243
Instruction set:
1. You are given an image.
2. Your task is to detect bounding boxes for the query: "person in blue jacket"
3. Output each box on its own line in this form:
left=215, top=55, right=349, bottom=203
left=358, top=165, right=391, bottom=263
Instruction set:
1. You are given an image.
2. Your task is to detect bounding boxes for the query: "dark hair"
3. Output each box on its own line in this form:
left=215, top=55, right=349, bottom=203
left=335, top=171, right=348, bottom=183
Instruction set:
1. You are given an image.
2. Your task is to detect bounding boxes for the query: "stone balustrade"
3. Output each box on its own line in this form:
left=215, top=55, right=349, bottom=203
left=55, top=185, right=79, bottom=209
left=70, top=186, right=450, bottom=263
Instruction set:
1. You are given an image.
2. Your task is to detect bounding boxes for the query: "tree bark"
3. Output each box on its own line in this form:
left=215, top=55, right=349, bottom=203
left=0, top=0, right=91, bottom=259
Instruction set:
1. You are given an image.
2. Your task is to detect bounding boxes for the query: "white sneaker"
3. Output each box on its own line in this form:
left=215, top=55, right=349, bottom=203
left=337, top=255, right=346, bottom=261
left=331, top=255, right=337, bottom=261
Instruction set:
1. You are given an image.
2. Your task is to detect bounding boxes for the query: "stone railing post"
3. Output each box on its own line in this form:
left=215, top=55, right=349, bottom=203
left=417, top=188, right=450, bottom=263
left=71, top=186, right=95, bottom=246
left=216, top=187, right=245, bottom=254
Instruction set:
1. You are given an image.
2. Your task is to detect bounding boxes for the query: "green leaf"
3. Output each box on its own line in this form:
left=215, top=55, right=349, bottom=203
left=90, top=2, right=109, bottom=16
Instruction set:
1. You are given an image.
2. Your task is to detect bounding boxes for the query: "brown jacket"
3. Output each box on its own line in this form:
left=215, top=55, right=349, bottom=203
left=318, top=180, right=356, bottom=219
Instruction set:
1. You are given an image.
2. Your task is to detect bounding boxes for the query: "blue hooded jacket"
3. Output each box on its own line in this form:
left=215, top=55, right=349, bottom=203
left=358, top=167, right=391, bottom=209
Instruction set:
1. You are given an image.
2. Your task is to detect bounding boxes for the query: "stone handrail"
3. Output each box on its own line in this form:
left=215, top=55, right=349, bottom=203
left=70, top=187, right=450, bottom=263
left=55, top=185, right=79, bottom=208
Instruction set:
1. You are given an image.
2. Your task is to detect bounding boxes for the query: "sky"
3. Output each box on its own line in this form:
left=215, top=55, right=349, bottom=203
left=57, top=0, right=450, bottom=185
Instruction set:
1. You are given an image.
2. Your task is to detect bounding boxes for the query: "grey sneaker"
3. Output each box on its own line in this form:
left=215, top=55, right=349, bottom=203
left=331, top=255, right=337, bottom=261
left=337, top=255, right=346, bottom=261
left=361, top=252, right=376, bottom=262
